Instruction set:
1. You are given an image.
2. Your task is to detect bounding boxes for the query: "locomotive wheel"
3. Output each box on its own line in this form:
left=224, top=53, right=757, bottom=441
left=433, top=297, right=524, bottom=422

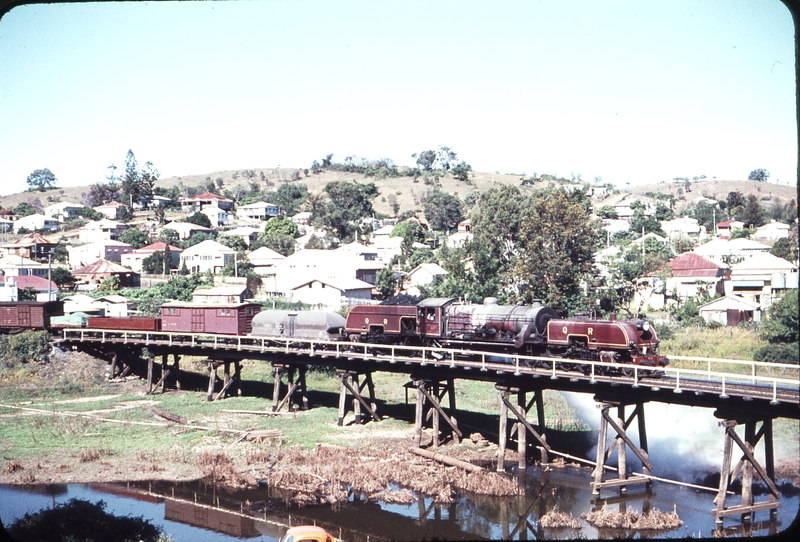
left=621, top=366, right=634, bottom=377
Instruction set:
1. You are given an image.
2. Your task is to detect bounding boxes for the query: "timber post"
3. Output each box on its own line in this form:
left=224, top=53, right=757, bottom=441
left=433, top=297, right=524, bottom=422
left=146, top=352, right=155, bottom=394
left=173, top=353, right=181, bottom=390
left=713, top=416, right=781, bottom=527
left=161, top=354, right=168, bottom=393
left=496, top=385, right=551, bottom=473
left=337, top=370, right=380, bottom=426
left=411, top=378, right=461, bottom=449
left=271, top=365, right=283, bottom=412
left=109, top=351, right=118, bottom=379
left=591, top=400, right=652, bottom=496
left=206, top=360, right=218, bottom=401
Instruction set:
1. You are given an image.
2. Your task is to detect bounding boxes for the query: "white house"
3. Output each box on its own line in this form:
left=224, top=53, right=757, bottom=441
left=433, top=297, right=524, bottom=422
left=158, top=221, right=213, bottom=241
left=67, top=240, right=134, bottom=268
left=247, top=246, right=286, bottom=275
left=94, top=201, right=128, bottom=220
left=120, top=241, right=183, bottom=272
left=200, top=205, right=232, bottom=227
left=726, top=252, right=798, bottom=311
left=286, top=276, right=373, bottom=310
left=224, top=226, right=261, bottom=247
left=406, top=263, right=448, bottom=294
left=237, top=201, right=281, bottom=221
left=660, top=217, right=703, bottom=239
left=698, top=295, right=761, bottom=326
left=44, top=201, right=85, bottom=222
left=192, top=286, right=252, bottom=304
left=13, top=214, right=59, bottom=233
left=754, top=220, right=791, bottom=242
left=78, top=219, right=129, bottom=243
left=0, top=254, right=51, bottom=278
left=179, top=239, right=236, bottom=274
left=693, top=238, right=771, bottom=264
left=62, top=293, right=131, bottom=317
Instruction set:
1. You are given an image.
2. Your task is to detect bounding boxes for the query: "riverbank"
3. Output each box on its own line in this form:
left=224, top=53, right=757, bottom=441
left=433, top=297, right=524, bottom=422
left=1, top=349, right=798, bottom=503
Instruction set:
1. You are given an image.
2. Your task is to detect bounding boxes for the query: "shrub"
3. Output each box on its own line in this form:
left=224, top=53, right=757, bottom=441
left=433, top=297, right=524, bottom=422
left=754, top=343, right=799, bottom=364
left=0, top=330, right=51, bottom=366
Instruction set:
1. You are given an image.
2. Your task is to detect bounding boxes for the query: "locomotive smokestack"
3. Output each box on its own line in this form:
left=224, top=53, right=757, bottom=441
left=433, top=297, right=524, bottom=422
left=483, top=297, right=498, bottom=305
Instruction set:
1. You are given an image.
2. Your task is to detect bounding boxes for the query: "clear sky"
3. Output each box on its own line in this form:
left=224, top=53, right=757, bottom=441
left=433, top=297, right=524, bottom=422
left=0, top=0, right=796, bottom=195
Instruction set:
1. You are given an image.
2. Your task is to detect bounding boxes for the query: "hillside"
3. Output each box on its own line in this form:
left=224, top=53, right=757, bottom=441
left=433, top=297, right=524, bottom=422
left=0, top=166, right=796, bottom=220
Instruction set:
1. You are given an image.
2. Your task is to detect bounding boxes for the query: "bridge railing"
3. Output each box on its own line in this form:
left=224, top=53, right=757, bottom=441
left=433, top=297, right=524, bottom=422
left=61, top=329, right=799, bottom=403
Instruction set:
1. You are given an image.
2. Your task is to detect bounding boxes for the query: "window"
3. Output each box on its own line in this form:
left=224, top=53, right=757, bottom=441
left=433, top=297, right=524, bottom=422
left=164, top=307, right=178, bottom=316
left=219, top=308, right=232, bottom=316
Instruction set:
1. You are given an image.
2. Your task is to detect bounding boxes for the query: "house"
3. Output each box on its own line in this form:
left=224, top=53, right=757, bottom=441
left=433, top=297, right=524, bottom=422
left=601, top=219, right=631, bottom=235
left=446, top=230, right=473, bottom=248
left=247, top=246, right=285, bottom=275
left=726, top=252, right=798, bottom=311
left=660, top=217, right=702, bottom=239
left=224, top=226, right=260, bottom=247
left=754, top=220, right=791, bottom=242
left=200, top=205, right=232, bottom=227
left=120, top=241, right=183, bottom=272
left=290, top=211, right=312, bottom=226
left=237, top=201, right=281, bottom=221
left=0, top=255, right=51, bottom=278
left=635, top=252, right=726, bottom=310
left=72, top=259, right=141, bottom=290
left=77, top=218, right=129, bottom=244
left=179, top=192, right=234, bottom=213
left=0, top=218, right=13, bottom=233
left=13, top=214, right=59, bottom=233
left=67, top=240, right=134, bottom=268
left=1, top=232, right=59, bottom=261
left=94, top=201, right=128, bottom=220
left=370, top=224, right=395, bottom=243
left=179, top=239, right=236, bottom=274
left=275, top=249, right=384, bottom=290
left=286, top=276, right=373, bottom=310
left=158, top=221, right=213, bottom=241
left=192, top=286, right=252, bottom=304
left=693, top=238, right=771, bottom=264
left=406, top=263, right=449, bottom=294
left=457, top=219, right=471, bottom=234
left=61, top=293, right=131, bottom=317
left=716, top=219, right=745, bottom=239
left=698, top=295, right=761, bottom=326
left=0, top=275, right=58, bottom=302
left=44, top=201, right=85, bottom=222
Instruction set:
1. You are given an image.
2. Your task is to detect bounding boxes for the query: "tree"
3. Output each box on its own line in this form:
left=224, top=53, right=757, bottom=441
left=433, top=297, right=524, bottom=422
left=85, top=180, right=121, bottom=207
left=595, top=205, right=618, bottom=219
left=312, top=181, right=378, bottom=241
left=117, top=205, right=134, bottom=223
left=157, top=228, right=180, bottom=246
left=217, top=234, right=248, bottom=252
left=118, top=227, right=149, bottom=249
left=50, top=267, right=76, bottom=289
left=262, top=216, right=299, bottom=238
left=471, top=185, right=524, bottom=267
left=255, top=233, right=295, bottom=256
left=26, top=168, right=58, bottom=191
left=451, top=161, right=472, bottom=182
left=8, top=498, right=163, bottom=542
left=141, top=251, right=168, bottom=274
left=770, top=237, right=798, bottom=262
left=755, top=290, right=799, bottom=363
left=414, top=149, right=437, bottom=171
left=273, top=183, right=309, bottom=215
left=741, top=194, right=765, bottom=228
left=423, top=192, right=463, bottom=232
left=120, top=149, right=141, bottom=205
left=13, top=202, right=36, bottom=217
left=184, top=211, right=212, bottom=228
left=375, top=265, right=397, bottom=298
left=748, top=168, right=770, bottom=182
left=629, top=209, right=666, bottom=238
left=513, top=189, right=602, bottom=312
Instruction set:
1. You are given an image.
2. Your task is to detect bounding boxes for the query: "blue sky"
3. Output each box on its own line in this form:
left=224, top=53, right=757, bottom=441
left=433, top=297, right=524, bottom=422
left=0, top=0, right=796, bottom=195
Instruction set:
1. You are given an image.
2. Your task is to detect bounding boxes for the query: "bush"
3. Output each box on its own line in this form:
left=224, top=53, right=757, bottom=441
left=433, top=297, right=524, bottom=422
left=0, top=330, right=51, bottom=366
left=653, top=322, right=674, bottom=341
left=754, top=343, right=799, bottom=364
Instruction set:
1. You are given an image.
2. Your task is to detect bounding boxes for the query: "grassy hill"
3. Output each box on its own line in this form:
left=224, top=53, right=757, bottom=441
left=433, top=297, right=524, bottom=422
left=0, top=166, right=796, bottom=220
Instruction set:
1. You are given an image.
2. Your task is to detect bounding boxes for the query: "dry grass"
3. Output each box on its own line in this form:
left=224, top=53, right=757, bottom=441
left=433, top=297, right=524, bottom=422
left=582, top=506, right=683, bottom=530
left=196, top=449, right=254, bottom=490
left=261, top=444, right=517, bottom=508
left=5, top=461, right=23, bottom=473
left=79, top=447, right=111, bottom=463
left=539, top=509, right=581, bottom=529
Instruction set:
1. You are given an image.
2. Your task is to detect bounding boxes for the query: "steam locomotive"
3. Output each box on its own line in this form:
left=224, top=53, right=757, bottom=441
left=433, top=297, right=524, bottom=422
left=343, top=297, right=667, bottom=369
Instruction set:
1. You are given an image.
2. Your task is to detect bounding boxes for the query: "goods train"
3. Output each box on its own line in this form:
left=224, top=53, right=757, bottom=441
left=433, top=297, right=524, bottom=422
left=1, top=297, right=667, bottom=372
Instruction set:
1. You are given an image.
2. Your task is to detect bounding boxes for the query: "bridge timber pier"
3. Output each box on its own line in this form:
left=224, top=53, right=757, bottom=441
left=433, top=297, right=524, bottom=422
left=59, top=328, right=799, bottom=527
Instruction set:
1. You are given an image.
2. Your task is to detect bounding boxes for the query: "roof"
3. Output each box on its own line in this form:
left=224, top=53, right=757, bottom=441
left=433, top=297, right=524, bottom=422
left=287, top=276, right=374, bottom=292
left=667, top=253, right=725, bottom=278
left=183, top=192, right=232, bottom=202
left=408, top=263, right=449, bottom=277
left=3, top=232, right=57, bottom=247
left=0, top=275, right=58, bottom=291
left=192, top=286, right=250, bottom=296
left=418, top=297, right=457, bottom=307
left=81, top=218, right=125, bottom=230
left=247, top=246, right=286, bottom=261
left=699, top=295, right=761, bottom=311
left=95, top=201, right=127, bottom=208
left=95, top=295, right=130, bottom=304
left=731, top=252, right=797, bottom=272
left=73, top=259, right=138, bottom=275
left=161, top=221, right=212, bottom=232
left=180, top=239, right=237, bottom=255
left=161, top=301, right=260, bottom=309
left=238, top=201, right=278, bottom=210
left=134, top=241, right=183, bottom=254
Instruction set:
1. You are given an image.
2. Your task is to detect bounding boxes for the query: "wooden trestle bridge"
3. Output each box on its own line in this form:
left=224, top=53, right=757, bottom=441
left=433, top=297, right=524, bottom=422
left=59, top=328, right=800, bottom=528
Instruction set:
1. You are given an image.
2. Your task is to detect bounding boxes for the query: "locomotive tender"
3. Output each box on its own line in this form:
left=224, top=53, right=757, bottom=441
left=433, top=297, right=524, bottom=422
left=344, top=297, right=667, bottom=368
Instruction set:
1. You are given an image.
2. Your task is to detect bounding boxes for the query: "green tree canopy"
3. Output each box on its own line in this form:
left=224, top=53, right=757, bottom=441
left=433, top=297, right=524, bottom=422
left=424, top=191, right=463, bottom=232
left=312, top=181, right=378, bottom=241
left=375, top=265, right=397, bottom=298
left=263, top=216, right=299, bottom=238
left=118, top=227, right=149, bottom=249
left=184, top=211, right=212, bottom=228
left=26, top=168, right=58, bottom=191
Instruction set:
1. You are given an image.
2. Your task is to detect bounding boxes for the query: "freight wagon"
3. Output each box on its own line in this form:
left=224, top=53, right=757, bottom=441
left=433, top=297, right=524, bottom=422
left=86, top=316, right=162, bottom=332
left=160, top=302, right=262, bottom=335
left=0, top=301, right=64, bottom=332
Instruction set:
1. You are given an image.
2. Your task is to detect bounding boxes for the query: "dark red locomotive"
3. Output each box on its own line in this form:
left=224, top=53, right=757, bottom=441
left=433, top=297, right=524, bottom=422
left=344, top=297, right=667, bottom=368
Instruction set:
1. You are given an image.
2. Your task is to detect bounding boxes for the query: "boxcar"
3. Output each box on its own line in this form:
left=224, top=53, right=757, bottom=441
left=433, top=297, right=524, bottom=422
left=0, top=301, right=64, bottom=331
left=160, top=302, right=262, bottom=335
left=86, top=316, right=162, bottom=332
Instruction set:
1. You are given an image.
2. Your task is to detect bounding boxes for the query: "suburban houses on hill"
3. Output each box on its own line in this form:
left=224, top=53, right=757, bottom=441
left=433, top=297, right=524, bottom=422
left=0, top=180, right=795, bottom=321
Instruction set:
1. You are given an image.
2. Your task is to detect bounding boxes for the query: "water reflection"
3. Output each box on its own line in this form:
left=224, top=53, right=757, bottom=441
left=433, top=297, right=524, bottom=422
left=1, top=464, right=797, bottom=540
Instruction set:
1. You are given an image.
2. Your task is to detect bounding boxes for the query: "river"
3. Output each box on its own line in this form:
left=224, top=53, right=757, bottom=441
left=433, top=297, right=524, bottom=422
left=2, top=462, right=798, bottom=540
